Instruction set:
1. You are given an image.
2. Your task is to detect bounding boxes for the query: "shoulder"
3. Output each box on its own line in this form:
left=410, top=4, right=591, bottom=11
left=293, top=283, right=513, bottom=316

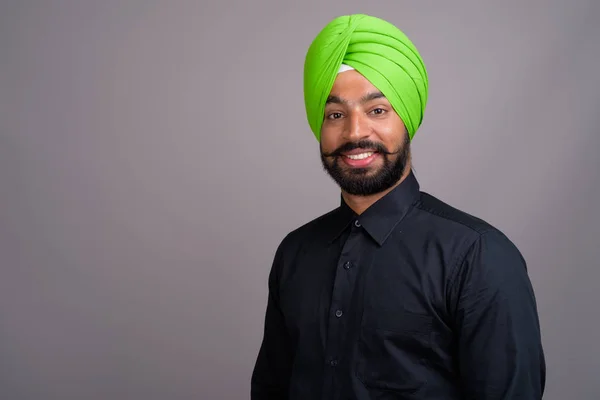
left=267, top=207, right=342, bottom=285
left=274, top=206, right=343, bottom=259
left=413, top=192, right=533, bottom=302
left=414, top=191, right=497, bottom=235
left=412, top=191, right=524, bottom=261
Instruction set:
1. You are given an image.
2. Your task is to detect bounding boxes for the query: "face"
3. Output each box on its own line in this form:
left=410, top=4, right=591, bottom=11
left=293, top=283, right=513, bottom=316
left=320, top=70, right=411, bottom=196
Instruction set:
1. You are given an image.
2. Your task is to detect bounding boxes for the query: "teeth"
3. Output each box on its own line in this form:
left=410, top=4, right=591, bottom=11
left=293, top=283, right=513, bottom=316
left=346, top=152, right=374, bottom=160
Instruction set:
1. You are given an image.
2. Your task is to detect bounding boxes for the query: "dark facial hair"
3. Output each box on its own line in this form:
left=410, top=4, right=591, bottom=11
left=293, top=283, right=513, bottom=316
left=320, top=136, right=410, bottom=196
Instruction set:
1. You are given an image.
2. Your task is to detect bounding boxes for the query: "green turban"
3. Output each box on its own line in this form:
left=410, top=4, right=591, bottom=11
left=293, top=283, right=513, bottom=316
left=303, top=14, right=428, bottom=142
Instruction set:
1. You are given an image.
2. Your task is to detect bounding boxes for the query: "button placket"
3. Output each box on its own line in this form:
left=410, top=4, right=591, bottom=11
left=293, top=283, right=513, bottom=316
left=322, top=226, right=363, bottom=391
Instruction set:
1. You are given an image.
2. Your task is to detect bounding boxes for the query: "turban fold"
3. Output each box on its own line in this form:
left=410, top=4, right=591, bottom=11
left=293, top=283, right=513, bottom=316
left=303, top=14, right=428, bottom=142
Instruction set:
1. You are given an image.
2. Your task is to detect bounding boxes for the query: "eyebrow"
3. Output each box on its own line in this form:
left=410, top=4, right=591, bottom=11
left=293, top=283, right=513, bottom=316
left=326, top=91, right=386, bottom=105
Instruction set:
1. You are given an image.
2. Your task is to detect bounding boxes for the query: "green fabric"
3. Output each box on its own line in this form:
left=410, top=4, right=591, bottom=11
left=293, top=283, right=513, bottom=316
left=303, top=14, right=429, bottom=142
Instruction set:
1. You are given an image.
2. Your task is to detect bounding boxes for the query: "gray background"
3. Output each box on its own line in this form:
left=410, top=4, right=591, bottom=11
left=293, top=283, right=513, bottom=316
left=1, top=0, right=599, bottom=399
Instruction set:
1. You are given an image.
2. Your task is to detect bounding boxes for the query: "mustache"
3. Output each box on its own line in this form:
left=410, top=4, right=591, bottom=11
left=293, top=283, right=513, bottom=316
left=321, top=140, right=401, bottom=158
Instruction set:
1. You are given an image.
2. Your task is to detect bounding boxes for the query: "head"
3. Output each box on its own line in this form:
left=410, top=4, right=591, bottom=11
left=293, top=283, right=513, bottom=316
left=303, top=14, right=428, bottom=196
left=319, top=68, right=411, bottom=196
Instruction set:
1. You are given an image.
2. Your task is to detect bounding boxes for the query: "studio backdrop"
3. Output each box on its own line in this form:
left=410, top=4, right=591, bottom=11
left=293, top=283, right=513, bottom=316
left=1, top=1, right=599, bottom=399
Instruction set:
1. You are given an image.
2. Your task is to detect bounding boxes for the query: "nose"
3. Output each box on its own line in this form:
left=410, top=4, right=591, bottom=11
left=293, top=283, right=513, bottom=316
left=344, top=111, right=370, bottom=141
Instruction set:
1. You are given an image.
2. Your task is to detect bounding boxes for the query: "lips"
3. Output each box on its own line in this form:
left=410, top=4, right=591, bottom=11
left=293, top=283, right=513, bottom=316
left=344, top=151, right=375, bottom=160
left=341, top=150, right=380, bottom=167
left=341, top=147, right=378, bottom=156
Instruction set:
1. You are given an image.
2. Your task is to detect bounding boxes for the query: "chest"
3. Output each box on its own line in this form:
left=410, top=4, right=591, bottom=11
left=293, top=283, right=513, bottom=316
left=278, top=233, right=456, bottom=339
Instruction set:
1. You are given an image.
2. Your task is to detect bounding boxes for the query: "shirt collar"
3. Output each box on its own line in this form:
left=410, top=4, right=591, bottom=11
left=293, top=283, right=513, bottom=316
left=328, top=170, right=421, bottom=246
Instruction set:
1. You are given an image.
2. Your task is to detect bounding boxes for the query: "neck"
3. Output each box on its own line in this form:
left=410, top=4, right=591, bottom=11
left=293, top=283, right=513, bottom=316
left=342, top=164, right=412, bottom=215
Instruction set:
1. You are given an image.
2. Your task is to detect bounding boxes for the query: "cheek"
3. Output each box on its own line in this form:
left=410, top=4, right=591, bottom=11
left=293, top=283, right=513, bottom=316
left=373, top=120, right=406, bottom=145
left=320, top=130, right=341, bottom=151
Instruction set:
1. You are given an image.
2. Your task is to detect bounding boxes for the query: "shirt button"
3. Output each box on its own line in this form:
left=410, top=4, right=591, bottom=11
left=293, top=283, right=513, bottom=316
left=343, top=261, right=352, bottom=270
left=335, top=309, right=343, bottom=318
left=354, top=220, right=361, bottom=227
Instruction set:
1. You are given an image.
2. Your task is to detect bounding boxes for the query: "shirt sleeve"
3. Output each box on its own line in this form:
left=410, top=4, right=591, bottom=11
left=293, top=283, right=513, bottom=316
left=251, top=242, right=294, bottom=400
left=450, top=229, right=546, bottom=399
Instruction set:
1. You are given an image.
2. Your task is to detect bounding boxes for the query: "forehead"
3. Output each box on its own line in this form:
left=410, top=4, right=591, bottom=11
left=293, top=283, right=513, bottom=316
left=329, top=70, right=380, bottom=94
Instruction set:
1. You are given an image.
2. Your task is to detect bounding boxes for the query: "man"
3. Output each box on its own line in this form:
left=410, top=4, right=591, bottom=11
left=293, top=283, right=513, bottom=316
left=251, top=13, right=545, bottom=400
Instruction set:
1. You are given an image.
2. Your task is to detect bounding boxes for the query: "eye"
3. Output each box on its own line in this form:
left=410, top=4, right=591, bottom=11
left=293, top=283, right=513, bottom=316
left=328, top=112, right=344, bottom=120
left=371, top=108, right=386, bottom=115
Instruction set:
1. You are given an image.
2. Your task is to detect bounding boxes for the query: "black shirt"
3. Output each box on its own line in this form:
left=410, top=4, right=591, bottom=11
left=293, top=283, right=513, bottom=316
left=251, top=171, right=546, bottom=399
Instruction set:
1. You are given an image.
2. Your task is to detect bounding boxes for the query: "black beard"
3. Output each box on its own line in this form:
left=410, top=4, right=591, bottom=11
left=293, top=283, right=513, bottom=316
left=320, top=136, right=410, bottom=196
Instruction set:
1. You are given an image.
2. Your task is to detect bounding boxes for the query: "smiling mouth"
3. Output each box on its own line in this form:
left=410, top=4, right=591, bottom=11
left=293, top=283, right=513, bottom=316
left=338, top=150, right=381, bottom=168
left=344, top=151, right=375, bottom=160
